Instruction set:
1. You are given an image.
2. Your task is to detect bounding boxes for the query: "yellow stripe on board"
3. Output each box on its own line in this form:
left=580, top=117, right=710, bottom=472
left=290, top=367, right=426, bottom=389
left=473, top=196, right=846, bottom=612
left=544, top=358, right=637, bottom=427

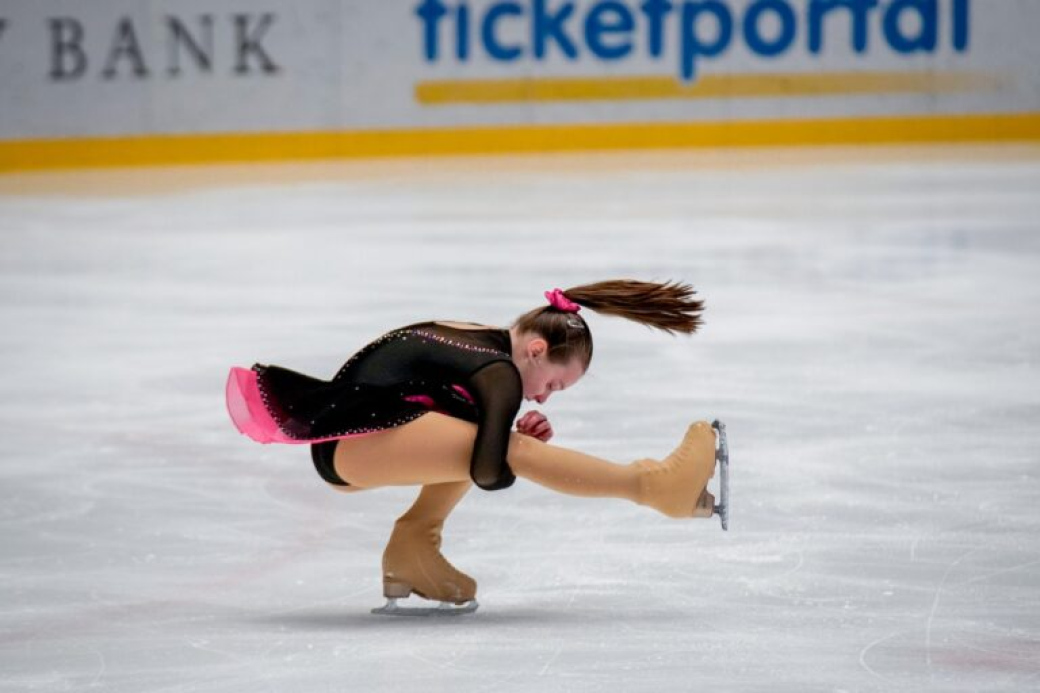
left=2, top=112, right=1040, bottom=173
left=415, top=71, right=1004, bottom=105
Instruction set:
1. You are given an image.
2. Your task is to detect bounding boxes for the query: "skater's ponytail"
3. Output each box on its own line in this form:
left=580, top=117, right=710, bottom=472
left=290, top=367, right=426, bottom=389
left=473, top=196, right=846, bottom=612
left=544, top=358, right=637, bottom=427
left=513, top=279, right=705, bottom=369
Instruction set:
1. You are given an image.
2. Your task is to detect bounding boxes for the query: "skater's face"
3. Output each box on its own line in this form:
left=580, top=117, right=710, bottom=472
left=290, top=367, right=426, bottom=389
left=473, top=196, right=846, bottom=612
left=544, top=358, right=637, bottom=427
left=514, top=334, right=585, bottom=405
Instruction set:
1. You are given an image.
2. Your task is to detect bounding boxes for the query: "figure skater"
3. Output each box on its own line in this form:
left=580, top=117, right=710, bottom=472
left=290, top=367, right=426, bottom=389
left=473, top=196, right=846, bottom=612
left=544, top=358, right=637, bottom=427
left=226, top=279, right=728, bottom=614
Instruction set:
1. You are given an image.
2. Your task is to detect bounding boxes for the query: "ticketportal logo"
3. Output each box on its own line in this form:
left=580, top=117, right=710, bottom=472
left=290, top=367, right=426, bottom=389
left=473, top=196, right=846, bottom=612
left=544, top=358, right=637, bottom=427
left=414, top=0, right=977, bottom=105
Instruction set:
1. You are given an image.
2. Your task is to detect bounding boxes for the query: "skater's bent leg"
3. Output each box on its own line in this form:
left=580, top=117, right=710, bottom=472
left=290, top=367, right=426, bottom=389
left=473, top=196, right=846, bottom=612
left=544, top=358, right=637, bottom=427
left=333, top=413, right=476, bottom=488
left=397, top=480, right=473, bottom=527
left=382, top=480, right=477, bottom=603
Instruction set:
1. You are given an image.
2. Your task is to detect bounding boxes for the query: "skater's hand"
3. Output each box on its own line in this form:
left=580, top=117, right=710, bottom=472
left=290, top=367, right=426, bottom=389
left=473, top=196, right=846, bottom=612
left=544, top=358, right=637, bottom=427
left=516, top=411, right=553, bottom=442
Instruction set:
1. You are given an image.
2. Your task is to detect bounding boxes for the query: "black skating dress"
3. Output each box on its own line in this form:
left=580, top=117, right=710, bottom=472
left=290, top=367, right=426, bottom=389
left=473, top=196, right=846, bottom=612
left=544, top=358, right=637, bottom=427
left=239, top=322, right=521, bottom=491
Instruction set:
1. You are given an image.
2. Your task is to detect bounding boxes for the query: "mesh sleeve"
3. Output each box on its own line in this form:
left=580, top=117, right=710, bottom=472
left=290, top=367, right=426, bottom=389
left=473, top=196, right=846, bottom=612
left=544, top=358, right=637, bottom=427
left=466, top=360, right=523, bottom=491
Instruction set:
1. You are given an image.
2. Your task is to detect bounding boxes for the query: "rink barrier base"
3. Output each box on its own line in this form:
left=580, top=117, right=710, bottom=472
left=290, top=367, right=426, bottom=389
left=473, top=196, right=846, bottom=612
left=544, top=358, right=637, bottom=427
left=2, top=111, right=1039, bottom=173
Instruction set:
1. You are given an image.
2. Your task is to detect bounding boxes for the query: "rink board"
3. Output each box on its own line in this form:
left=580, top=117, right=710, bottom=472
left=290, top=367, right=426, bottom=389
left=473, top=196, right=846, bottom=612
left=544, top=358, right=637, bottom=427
left=1, top=0, right=1040, bottom=169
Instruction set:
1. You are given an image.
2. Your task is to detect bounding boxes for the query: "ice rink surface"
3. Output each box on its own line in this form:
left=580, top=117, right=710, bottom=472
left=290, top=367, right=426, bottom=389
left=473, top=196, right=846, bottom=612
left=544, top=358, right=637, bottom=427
left=1, top=146, right=1039, bottom=692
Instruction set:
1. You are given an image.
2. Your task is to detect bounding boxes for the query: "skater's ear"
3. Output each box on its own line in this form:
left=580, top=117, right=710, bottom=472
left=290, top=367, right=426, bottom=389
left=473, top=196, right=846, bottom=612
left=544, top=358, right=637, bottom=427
left=526, top=337, right=548, bottom=361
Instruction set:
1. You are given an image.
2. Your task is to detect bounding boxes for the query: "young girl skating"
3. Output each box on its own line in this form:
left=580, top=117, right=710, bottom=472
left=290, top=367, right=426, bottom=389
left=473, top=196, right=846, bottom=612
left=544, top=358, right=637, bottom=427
left=227, top=279, right=729, bottom=614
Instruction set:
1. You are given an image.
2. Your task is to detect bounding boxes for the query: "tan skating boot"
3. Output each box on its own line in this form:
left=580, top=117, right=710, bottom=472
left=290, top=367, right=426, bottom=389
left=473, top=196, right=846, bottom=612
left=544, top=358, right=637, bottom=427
left=381, top=481, right=476, bottom=605
left=633, top=421, right=718, bottom=518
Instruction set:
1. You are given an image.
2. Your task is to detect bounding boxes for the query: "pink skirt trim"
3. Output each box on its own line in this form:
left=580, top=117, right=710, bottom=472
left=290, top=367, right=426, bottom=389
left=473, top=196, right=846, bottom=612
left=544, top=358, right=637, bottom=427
left=225, top=367, right=375, bottom=445
left=225, top=368, right=474, bottom=445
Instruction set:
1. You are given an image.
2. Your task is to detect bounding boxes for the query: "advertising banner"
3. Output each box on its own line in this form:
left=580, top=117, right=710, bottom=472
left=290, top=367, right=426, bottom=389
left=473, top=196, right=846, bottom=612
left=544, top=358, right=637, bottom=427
left=1, top=0, right=1038, bottom=167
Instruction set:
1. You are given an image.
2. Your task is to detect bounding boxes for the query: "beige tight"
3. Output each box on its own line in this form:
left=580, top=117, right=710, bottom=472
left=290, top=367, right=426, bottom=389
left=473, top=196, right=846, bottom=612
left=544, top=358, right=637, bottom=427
left=333, top=412, right=644, bottom=502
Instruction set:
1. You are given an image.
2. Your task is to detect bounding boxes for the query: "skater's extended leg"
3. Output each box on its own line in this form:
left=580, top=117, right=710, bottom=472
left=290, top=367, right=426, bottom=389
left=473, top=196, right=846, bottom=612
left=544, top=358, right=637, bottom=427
left=507, top=423, right=717, bottom=518
left=334, top=412, right=635, bottom=493
left=382, top=480, right=476, bottom=604
left=505, top=434, right=641, bottom=499
left=334, top=413, right=717, bottom=518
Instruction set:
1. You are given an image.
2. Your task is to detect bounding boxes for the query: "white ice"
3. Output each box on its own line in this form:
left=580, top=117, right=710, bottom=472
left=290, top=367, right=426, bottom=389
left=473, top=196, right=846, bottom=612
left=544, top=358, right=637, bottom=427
left=1, top=147, right=1039, bottom=692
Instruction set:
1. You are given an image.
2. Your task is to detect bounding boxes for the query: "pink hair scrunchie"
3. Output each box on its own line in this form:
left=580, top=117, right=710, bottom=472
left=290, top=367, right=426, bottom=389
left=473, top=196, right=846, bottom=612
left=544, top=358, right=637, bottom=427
left=544, top=288, right=581, bottom=313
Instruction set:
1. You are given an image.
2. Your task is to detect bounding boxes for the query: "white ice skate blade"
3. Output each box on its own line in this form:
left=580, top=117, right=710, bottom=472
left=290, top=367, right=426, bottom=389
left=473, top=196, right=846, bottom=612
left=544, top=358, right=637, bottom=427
left=713, top=420, right=730, bottom=532
left=371, top=598, right=479, bottom=617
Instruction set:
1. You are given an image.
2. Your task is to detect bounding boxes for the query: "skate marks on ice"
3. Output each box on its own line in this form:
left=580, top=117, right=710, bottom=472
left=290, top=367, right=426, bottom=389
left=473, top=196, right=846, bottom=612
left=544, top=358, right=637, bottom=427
left=854, top=539, right=1040, bottom=688
left=859, top=625, right=1040, bottom=689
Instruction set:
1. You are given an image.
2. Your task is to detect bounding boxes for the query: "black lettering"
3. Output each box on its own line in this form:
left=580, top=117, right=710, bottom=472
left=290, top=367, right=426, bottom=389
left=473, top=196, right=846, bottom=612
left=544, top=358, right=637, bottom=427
left=167, top=15, right=214, bottom=76
left=48, top=18, right=88, bottom=80
left=233, top=13, right=279, bottom=74
left=0, top=18, right=8, bottom=43
left=102, top=17, right=149, bottom=79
